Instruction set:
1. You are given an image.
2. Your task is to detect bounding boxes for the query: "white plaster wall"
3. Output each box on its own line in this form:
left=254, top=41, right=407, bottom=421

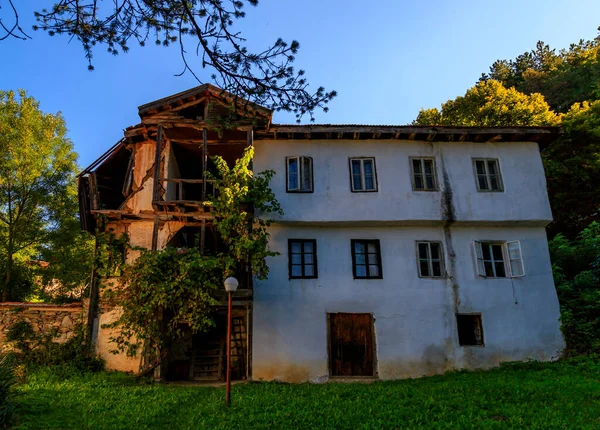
left=252, top=225, right=564, bottom=382
left=252, top=140, right=552, bottom=224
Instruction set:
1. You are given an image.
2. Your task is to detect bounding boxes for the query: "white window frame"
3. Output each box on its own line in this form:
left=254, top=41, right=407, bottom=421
left=286, top=156, right=313, bottom=192
left=410, top=157, right=438, bottom=191
left=349, top=157, right=377, bottom=192
left=472, top=158, right=504, bottom=192
left=473, top=240, right=525, bottom=278
left=415, top=241, right=445, bottom=278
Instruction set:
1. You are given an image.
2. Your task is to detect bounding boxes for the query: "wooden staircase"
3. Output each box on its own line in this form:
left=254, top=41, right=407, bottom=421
left=190, top=338, right=225, bottom=381
left=190, top=316, right=247, bottom=381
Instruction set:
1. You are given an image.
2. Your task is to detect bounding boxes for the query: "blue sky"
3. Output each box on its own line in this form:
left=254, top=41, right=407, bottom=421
left=2, top=0, right=600, bottom=167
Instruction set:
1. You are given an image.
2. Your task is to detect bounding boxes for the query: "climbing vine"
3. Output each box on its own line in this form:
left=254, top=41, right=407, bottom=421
left=94, top=223, right=129, bottom=278
left=103, top=147, right=282, bottom=366
left=107, top=248, right=222, bottom=358
left=206, top=145, right=283, bottom=280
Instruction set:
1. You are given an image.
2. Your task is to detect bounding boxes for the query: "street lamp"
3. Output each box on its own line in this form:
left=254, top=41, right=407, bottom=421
left=224, top=276, right=239, bottom=406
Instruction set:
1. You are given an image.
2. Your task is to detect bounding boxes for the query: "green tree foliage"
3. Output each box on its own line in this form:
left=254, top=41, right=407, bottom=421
left=0, top=354, right=16, bottom=426
left=0, top=90, right=85, bottom=302
left=544, top=101, right=600, bottom=237
left=109, top=248, right=222, bottom=358
left=549, top=222, right=600, bottom=355
left=482, top=33, right=600, bottom=113
left=207, top=146, right=283, bottom=279
left=413, top=80, right=561, bottom=127
left=37, top=229, right=95, bottom=301
left=1, top=1, right=336, bottom=122
left=107, top=148, right=281, bottom=364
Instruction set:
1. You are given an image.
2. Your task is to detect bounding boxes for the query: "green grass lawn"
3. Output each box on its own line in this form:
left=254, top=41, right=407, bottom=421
left=11, top=359, right=600, bottom=429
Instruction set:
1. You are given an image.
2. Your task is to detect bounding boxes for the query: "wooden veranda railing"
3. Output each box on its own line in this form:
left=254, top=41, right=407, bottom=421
left=160, top=178, right=218, bottom=202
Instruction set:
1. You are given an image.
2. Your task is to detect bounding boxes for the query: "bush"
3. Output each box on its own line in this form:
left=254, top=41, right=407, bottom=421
left=549, top=222, right=600, bottom=355
left=0, top=354, right=16, bottom=425
left=5, top=321, right=103, bottom=374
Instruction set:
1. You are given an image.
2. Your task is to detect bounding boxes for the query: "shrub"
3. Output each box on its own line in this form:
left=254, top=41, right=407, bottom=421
left=0, top=354, right=16, bottom=425
left=5, top=321, right=103, bottom=373
left=549, top=222, right=600, bottom=355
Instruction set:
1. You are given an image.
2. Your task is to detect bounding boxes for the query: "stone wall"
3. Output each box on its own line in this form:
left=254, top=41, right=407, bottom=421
left=0, top=302, right=86, bottom=347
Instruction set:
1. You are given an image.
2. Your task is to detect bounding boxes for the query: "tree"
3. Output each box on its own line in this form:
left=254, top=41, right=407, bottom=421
left=0, top=90, right=80, bottom=301
left=413, top=80, right=561, bottom=127
left=1, top=1, right=336, bottom=122
left=481, top=30, right=600, bottom=113
left=107, top=146, right=281, bottom=370
left=544, top=100, right=600, bottom=237
left=549, top=222, right=600, bottom=355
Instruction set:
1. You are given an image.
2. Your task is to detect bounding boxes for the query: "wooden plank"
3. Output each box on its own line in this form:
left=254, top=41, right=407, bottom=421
left=329, top=313, right=374, bottom=377
left=202, top=128, right=208, bottom=201
left=151, top=215, right=159, bottom=251
left=152, top=126, right=163, bottom=202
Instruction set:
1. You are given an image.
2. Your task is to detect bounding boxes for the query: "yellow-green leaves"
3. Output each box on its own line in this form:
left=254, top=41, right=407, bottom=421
left=413, top=80, right=561, bottom=127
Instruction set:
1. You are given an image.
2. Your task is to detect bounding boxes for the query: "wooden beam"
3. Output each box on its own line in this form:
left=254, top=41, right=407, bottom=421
left=152, top=126, right=163, bottom=202
left=202, top=128, right=208, bottom=201
left=247, top=129, right=254, bottom=171
left=151, top=215, right=159, bottom=251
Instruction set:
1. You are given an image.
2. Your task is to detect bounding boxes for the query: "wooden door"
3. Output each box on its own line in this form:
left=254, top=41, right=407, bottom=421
left=329, top=313, right=374, bottom=377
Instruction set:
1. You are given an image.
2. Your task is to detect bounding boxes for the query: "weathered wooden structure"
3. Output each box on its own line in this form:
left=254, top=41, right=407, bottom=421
left=79, top=84, right=270, bottom=380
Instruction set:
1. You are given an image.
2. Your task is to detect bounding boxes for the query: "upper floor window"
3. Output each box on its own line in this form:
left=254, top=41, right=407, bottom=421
left=287, top=156, right=313, bottom=192
left=288, top=239, right=318, bottom=279
left=416, top=241, right=444, bottom=277
left=351, top=239, right=382, bottom=279
left=350, top=158, right=377, bottom=192
left=411, top=157, right=438, bottom=191
left=473, top=240, right=524, bottom=278
left=473, top=158, right=503, bottom=192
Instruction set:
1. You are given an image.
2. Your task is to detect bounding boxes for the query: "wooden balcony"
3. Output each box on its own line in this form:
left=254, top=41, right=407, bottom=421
left=153, top=178, right=218, bottom=217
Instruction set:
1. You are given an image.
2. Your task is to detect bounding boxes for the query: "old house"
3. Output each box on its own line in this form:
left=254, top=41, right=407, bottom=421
left=78, top=84, right=565, bottom=382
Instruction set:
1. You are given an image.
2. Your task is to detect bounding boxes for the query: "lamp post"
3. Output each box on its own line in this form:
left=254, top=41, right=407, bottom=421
left=224, top=276, right=239, bottom=406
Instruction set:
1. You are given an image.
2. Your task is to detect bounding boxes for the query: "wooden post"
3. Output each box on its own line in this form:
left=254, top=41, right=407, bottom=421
left=151, top=215, right=159, bottom=251
left=247, top=129, right=254, bottom=170
left=202, top=128, right=208, bottom=201
left=85, top=236, right=100, bottom=355
left=152, top=126, right=164, bottom=203
left=226, top=290, right=233, bottom=406
left=200, top=218, right=206, bottom=256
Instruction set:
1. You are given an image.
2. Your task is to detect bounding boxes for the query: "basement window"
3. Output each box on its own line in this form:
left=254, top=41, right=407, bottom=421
left=456, top=314, right=484, bottom=346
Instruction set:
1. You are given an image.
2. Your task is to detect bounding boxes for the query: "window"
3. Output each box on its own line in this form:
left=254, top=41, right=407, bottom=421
left=416, top=241, right=444, bottom=277
left=287, top=156, right=313, bottom=192
left=456, top=314, right=484, bottom=346
left=288, top=239, right=317, bottom=279
left=411, top=158, right=438, bottom=191
left=473, top=240, right=524, bottom=278
left=473, top=158, right=503, bottom=191
left=349, top=158, right=377, bottom=192
left=351, top=240, right=382, bottom=279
